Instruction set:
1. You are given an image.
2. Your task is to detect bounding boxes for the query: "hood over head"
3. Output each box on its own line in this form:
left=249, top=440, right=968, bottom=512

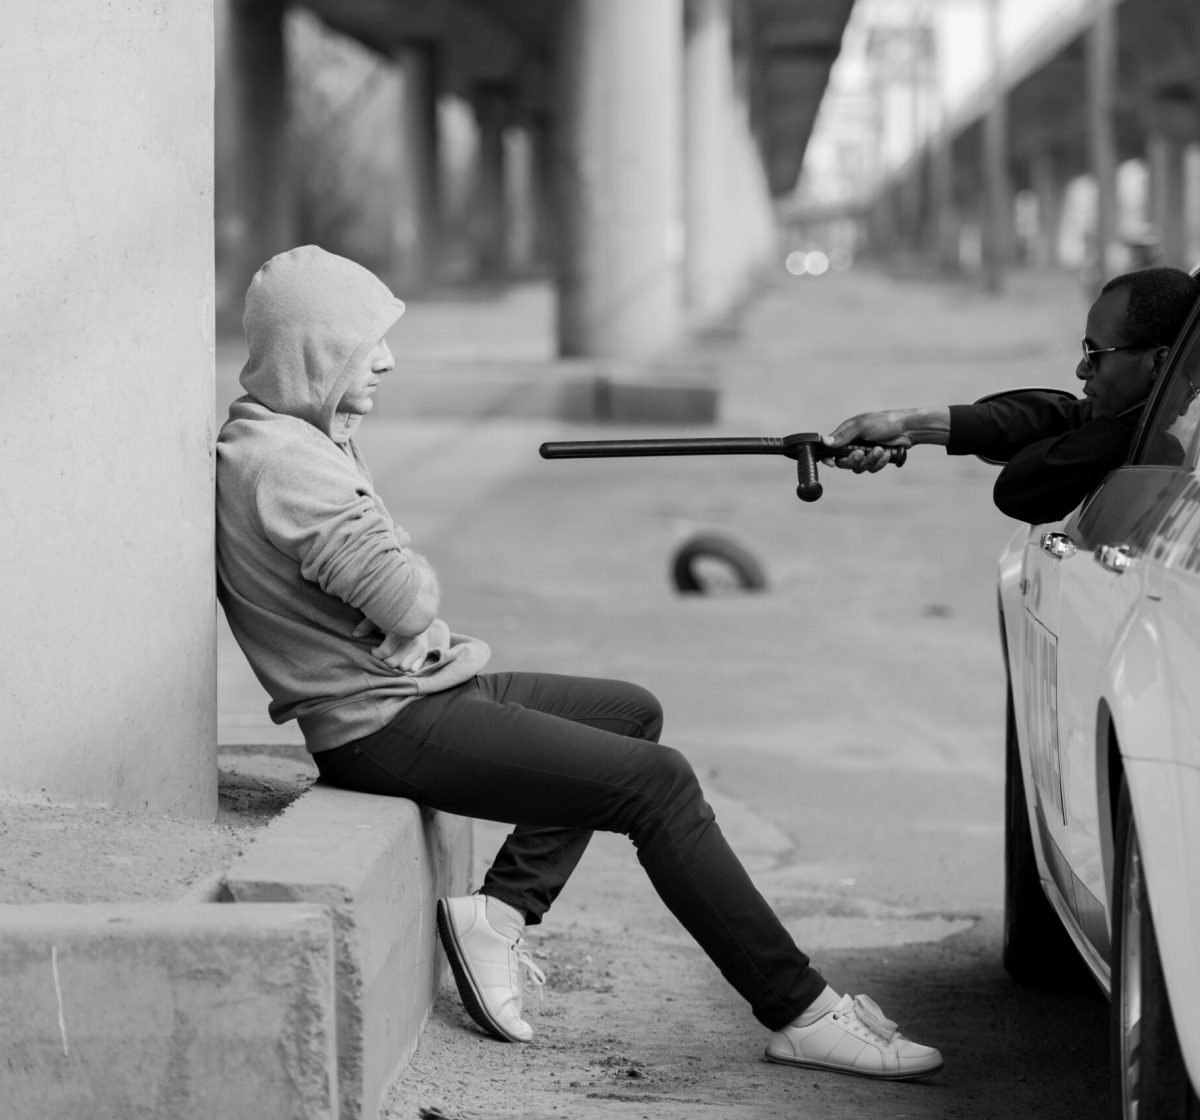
left=240, top=245, right=406, bottom=442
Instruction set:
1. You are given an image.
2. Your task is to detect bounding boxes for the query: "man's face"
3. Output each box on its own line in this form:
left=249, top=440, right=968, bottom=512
left=1078, top=287, right=1158, bottom=418
left=340, top=339, right=394, bottom=416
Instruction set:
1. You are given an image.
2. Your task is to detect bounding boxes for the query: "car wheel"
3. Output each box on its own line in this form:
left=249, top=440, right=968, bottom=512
left=1002, top=684, right=1093, bottom=990
left=671, top=533, right=767, bottom=594
left=1110, top=779, right=1200, bottom=1119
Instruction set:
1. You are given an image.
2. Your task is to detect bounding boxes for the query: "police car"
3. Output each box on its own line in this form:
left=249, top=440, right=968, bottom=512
left=997, top=299, right=1200, bottom=1117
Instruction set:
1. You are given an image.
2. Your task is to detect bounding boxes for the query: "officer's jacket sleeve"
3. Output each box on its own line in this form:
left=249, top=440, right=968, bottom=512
left=946, top=391, right=1090, bottom=462
left=990, top=416, right=1136, bottom=524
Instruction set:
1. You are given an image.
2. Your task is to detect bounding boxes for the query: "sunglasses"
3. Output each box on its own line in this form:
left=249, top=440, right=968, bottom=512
left=1080, top=340, right=1151, bottom=369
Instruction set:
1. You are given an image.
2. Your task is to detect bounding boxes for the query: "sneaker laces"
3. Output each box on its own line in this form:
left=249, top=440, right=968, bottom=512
left=513, top=938, right=546, bottom=1015
left=849, top=995, right=898, bottom=1043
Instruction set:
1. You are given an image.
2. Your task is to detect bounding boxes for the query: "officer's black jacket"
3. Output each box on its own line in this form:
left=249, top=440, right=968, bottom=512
left=946, top=391, right=1143, bottom=525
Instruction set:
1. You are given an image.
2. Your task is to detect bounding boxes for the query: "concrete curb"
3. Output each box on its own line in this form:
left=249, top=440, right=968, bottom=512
left=223, top=784, right=472, bottom=1120
left=0, top=902, right=338, bottom=1120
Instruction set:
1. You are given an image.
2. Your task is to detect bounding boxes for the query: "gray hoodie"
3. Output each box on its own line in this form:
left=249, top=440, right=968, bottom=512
left=216, top=246, right=490, bottom=751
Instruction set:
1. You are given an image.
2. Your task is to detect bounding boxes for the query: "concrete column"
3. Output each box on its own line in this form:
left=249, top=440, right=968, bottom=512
left=728, top=53, right=778, bottom=287
left=527, top=112, right=558, bottom=276
left=684, top=0, right=735, bottom=322
left=395, top=42, right=444, bottom=292
left=1030, top=150, right=1065, bottom=269
left=930, top=137, right=960, bottom=272
left=737, top=120, right=780, bottom=272
left=555, top=0, right=684, bottom=358
left=287, top=12, right=408, bottom=279
left=1145, top=88, right=1196, bottom=268
left=1086, top=0, right=1119, bottom=286
left=981, top=0, right=1012, bottom=292
left=1148, top=136, right=1187, bottom=266
left=1, top=1, right=216, bottom=815
left=219, top=0, right=292, bottom=303
left=473, top=82, right=513, bottom=284
left=902, top=158, right=926, bottom=255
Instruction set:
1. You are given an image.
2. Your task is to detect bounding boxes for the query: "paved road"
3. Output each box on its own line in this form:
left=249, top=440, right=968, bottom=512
left=218, top=265, right=1112, bottom=1118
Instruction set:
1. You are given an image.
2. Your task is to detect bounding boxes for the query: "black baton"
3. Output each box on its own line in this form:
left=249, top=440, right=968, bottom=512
left=539, top=433, right=905, bottom=502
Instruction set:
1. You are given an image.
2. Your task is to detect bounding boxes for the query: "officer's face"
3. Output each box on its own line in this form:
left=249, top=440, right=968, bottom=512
left=1078, top=287, right=1158, bottom=418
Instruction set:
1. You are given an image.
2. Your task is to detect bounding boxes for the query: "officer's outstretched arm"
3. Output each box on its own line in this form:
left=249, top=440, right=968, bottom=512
left=822, top=408, right=951, bottom=473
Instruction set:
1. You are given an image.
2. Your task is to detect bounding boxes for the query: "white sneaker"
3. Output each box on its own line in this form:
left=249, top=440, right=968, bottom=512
left=436, top=896, right=545, bottom=1043
left=765, top=993, right=943, bottom=1080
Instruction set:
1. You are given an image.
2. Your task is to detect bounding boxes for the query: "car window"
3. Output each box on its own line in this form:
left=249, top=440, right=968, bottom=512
left=1138, top=328, right=1200, bottom=468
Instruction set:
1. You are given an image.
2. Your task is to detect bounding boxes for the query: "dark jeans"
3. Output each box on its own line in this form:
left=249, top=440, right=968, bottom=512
left=314, top=671, right=825, bottom=1030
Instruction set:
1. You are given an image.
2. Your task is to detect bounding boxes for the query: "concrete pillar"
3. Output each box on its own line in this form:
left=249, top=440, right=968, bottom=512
left=287, top=12, right=407, bottom=279
left=1, top=2, right=216, bottom=815
left=526, top=112, right=558, bottom=277
left=1030, top=150, right=1065, bottom=268
left=395, top=42, right=444, bottom=292
left=1145, top=88, right=1197, bottom=269
left=1148, top=136, right=1187, bottom=267
left=930, top=137, right=960, bottom=272
left=555, top=0, right=685, bottom=358
left=981, top=0, right=1012, bottom=293
left=1086, top=0, right=1119, bottom=286
left=219, top=0, right=292, bottom=304
left=684, top=0, right=735, bottom=322
left=473, top=82, right=513, bottom=284
left=728, top=52, right=778, bottom=287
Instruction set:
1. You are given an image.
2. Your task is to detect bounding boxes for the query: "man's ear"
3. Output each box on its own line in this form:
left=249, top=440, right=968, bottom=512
left=1149, top=345, right=1171, bottom=379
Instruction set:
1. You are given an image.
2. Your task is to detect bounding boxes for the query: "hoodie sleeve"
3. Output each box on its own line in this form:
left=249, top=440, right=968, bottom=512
left=253, top=441, right=428, bottom=635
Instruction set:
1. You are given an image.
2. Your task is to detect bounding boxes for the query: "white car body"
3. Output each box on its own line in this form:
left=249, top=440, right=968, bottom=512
left=997, top=313, right=1200, bottom=1106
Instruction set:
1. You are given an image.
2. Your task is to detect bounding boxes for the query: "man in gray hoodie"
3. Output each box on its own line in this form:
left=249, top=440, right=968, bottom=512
left=216, top=245, right=942, bottom=1082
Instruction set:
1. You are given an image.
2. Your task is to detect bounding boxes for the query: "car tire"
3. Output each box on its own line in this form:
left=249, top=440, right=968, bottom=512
left=1110, top=778, right=1200, bottom=1119
left=1001, top=684, right=1093, bottom=991
left=671, top=533, right=767, bottom=595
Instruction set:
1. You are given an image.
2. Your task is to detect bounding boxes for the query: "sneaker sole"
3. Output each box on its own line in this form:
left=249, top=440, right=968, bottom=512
left=436, top=898, right=528, bottom=1044
left=765, top=1048, right=943, bottom=1081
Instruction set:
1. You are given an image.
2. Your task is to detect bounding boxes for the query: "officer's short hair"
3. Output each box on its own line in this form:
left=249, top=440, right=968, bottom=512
left=1102, top=267, right=1200, bottom=349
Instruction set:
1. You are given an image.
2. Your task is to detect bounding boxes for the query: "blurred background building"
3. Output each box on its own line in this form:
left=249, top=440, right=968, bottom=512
left=793, top=0, right=1200, bottom=291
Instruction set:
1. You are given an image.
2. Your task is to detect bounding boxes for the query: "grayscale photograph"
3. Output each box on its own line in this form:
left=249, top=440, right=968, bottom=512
left=2, top=1, right=1198, bottom=1118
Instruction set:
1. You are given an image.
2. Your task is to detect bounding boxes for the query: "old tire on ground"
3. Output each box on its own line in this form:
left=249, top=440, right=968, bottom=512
left=1002, top=683, right=1094, bottom=992
left=671, top=533, right=767, bottom=595
left=1110, top=778, right=1200, bottom=1119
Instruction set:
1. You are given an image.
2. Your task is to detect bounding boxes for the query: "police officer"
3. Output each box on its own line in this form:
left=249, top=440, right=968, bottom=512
left=823, top=267, right=1200, bottom=524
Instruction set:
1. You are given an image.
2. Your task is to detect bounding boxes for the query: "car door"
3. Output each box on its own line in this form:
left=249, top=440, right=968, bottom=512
left=1018, top=499, right=1079, bottom=932
left=1052, top=317, right=1200, bottom=963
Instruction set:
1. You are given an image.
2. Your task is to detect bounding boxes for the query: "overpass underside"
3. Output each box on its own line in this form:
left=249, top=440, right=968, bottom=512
left=867, top=0, right=1200, bottom=288
left=217, top=0, right=855, bottom=359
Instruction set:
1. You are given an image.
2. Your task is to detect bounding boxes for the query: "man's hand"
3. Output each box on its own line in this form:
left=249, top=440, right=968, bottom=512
left=822, top=407, right=951, bottom=472
left=352, top=617, right=438, bottom=673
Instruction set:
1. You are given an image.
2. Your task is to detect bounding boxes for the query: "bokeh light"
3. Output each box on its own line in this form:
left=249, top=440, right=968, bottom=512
left=785, top=250, right=808, bottom=276
left=830, top=246, right=853, bottom=271
left=805, top=250, right=830, bottom=276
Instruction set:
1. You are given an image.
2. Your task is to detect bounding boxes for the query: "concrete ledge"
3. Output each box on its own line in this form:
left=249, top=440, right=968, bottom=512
left=0, top=903, right=338, bottom=1120
left=223, top=784, right=472, bottom=1120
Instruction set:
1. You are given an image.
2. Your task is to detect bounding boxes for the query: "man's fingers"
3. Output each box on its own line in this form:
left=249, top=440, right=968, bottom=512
left=823, top=421, right=862, bottom=448
left=371, top=632, right=404, bottom=660
left=352, top=617, right=376, bottom=639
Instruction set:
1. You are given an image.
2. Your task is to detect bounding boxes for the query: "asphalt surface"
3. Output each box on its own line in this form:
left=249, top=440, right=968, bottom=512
left=217, top=264, right=1112, bottom=1119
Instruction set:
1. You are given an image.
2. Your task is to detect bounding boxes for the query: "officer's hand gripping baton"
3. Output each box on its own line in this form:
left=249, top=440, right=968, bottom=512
left=538, top=433, right=906, bottom=502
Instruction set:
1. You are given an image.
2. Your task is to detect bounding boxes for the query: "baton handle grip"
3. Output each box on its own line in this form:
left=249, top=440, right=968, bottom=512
left=795, top=444, right=822, bottom=502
